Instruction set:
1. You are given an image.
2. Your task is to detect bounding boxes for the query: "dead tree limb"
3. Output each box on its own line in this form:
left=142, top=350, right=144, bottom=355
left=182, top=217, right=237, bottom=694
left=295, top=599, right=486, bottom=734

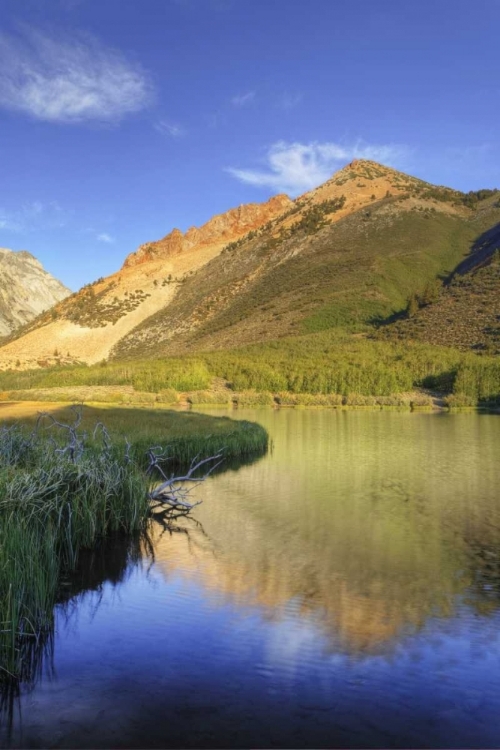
left=36, top=405, right=85, bottom=463
left=32, top=405, right=223, bottom=518
left=147, top=449, right=223, bottom=513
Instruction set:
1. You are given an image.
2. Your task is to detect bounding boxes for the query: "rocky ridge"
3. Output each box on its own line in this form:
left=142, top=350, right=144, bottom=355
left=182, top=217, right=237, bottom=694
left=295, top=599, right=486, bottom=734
left=0, top=193, right=293, bottom=368
left=0, top=248, right=70, bottom=337
left=124, top=194, right=292, bottom=267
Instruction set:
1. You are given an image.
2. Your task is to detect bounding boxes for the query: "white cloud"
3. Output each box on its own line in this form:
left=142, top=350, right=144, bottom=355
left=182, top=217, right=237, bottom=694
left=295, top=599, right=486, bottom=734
left=226, top=140, right=409, bottom=195
left=231, top=91, right=256, bottom=107
left=97, top=233, right=115, bottom=244
left=0, top=27, right=153, bottom=124
left=0, top=201, right=68, bottom=233
left=154, top=119, right=186, bottom=138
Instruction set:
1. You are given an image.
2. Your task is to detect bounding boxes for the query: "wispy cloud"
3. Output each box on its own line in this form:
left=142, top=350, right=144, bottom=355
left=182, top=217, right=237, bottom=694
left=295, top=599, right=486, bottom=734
left=231, top=91, right=256, bottom=107
left=97, top=233, right=115, bottom=244
left=154, top=118, right=186, bottom=138
left=279, top=93, right=302, bottom=110
left=0, top=201, right=68, bottom=233
left=0, top=26, right=153, bottom=124
left=226, top=140, right=410, bottom=195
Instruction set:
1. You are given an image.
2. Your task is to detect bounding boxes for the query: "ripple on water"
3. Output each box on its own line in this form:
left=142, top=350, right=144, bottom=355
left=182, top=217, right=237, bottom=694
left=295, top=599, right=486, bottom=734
left=3, top=410, right=500, bottom=749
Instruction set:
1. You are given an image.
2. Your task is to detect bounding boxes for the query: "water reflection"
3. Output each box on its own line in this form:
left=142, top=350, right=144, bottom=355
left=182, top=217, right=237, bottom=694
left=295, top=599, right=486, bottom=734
left=2, top=410, right=500, bottom=748
left=0, top=533, right=152, bottom=738
left=152, top=410, right=500, bottom=652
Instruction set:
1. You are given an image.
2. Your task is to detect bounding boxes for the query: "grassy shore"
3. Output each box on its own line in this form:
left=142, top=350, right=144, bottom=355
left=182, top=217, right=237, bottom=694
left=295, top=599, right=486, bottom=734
left=0, top=405, right=268, bottom=685
left=1, top=386, right=498, bottom=412
left=0, top=402, right=269, bottom=463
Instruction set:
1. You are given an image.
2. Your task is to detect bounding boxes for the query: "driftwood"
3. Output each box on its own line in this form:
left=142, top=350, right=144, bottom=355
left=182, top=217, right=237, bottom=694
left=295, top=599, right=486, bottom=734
left=35, top=406, right=222, bottom=518
left=36, top=405, right=86, bottom=462
left=146, top=447, right=223, bottom=515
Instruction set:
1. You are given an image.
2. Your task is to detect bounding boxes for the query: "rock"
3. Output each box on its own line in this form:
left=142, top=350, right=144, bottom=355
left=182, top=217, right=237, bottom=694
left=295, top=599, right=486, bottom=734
left=0, top=248, right=70, bottom=336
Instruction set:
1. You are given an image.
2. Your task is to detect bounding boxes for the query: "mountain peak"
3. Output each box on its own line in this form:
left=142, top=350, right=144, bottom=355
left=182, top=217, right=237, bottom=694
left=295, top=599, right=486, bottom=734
left=298, top=158, right=424, bottom=209
left=0, top=248, right=70, bottom=337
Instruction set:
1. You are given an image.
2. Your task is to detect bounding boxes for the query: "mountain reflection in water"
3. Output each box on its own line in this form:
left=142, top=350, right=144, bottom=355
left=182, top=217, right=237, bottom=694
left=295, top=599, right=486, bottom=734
left=2, top=409, right=500, bottom=749
left=154, top=410, right=500, bottom=652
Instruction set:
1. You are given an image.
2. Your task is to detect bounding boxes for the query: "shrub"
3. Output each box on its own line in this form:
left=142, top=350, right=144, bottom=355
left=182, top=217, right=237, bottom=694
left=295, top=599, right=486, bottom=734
left=187, top=391, right=230, bottom=405
left=444, top=393, right=477, bottom=408
left=233, top=391, right=275, bottom=406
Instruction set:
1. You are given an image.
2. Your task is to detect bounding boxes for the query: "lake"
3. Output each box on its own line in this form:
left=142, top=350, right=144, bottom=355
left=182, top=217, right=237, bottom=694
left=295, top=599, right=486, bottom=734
left=2, top=408, right=500, bottom=748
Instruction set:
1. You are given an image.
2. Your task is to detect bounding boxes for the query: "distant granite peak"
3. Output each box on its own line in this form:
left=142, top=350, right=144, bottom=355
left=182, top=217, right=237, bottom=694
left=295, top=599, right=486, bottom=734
left=0, top=248, right=70, bottom=337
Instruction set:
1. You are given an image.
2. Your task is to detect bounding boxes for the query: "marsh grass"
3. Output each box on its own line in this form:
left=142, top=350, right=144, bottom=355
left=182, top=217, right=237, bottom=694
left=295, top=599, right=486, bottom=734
left=0, top=406, right=268, bottom=685
left=0, top=404, right=269, bottom=464
left=0, top=420, right=149, bottom=682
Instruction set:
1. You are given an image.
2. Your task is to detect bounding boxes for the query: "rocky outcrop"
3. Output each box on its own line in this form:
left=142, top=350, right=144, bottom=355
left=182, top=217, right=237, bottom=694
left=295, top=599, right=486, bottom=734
left=123, top=193, right=292, bottom=267
left=0, top=248, right=70, bottom=336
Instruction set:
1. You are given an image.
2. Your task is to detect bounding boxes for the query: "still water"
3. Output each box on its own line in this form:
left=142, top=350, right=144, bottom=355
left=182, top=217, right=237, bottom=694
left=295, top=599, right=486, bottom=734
left=2, top=409, right=500, bottom=748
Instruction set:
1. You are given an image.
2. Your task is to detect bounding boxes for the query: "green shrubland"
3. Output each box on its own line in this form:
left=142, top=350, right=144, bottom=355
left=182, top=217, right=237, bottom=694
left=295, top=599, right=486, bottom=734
left=0, top=358, right=212, bottom=393
left=2, top=330, right=499, bottom=405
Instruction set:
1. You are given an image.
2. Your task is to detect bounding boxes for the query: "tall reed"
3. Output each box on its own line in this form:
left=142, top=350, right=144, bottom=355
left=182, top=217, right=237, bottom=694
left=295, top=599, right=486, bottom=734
left=0, top=422, right=148, bottom=682
left=0, top=408, right=268, bottom=684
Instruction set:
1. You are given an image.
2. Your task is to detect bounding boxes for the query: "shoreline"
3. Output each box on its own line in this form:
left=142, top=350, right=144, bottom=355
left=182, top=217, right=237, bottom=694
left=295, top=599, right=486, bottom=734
left=0, top=395, right=498, bottom=416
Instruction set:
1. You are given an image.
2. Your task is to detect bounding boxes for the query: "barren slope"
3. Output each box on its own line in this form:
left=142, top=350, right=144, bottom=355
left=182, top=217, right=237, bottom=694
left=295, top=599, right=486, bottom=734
left=0, top=195, right=292, bottom=369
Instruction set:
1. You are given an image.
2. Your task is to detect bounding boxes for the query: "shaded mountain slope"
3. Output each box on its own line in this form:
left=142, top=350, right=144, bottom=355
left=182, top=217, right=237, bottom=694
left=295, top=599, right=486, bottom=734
left=382, top=240, right=500, bottom=355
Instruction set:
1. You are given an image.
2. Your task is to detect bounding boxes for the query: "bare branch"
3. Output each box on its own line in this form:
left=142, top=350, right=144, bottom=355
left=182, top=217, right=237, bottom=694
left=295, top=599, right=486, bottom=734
left=149, top=451, right=223, bottom=503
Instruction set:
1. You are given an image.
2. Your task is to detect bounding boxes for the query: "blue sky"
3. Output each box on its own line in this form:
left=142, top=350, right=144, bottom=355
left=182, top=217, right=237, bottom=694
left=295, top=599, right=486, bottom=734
left=0, top=0, right=498, bottom=290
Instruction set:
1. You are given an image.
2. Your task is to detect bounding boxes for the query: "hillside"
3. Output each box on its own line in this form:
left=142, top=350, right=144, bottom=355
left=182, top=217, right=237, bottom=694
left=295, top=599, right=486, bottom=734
left=0, top=194, right=291, bottom=369
left=382, top=217, right=500, bottom=354
left=0, top=248, right=69, bottom=337
left=112, top=164, right=500, bottom=360
left=0, top=159, right=499, bottom=368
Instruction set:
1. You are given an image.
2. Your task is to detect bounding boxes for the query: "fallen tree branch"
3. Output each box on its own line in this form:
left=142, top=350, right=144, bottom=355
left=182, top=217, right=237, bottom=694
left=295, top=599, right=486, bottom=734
left=147, top=449, right=224, bottom=512
left=33, top=406, right=223, bottom=516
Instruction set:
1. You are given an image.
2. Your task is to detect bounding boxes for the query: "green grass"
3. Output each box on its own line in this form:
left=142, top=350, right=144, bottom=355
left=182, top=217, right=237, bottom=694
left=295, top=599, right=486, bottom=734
left=0, top=404, right=269, bottom=465
left=0, top=406, right=268, bottom=684
left=0, top=358, right=212, bottom=393
left=0, top=422, right=149, bottom=682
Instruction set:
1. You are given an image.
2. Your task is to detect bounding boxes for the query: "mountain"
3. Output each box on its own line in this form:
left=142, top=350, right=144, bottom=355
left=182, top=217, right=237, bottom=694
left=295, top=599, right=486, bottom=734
left=0, top=194, right=292, bottom=368
left=0, top=160, right=499, bottom=369
left=111, top=162, right=500, bottom=360
left=0, top=248, right=70, bottom=338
